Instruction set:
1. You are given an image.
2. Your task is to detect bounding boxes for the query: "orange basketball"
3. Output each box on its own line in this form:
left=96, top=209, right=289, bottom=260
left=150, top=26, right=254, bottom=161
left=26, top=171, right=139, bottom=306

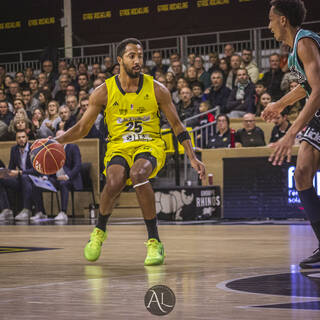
left=30, top=139, right=66, bottom=175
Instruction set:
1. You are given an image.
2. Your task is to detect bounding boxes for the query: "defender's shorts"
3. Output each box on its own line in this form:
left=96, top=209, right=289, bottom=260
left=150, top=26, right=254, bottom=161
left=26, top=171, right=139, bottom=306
left=104, top=139, right=166, bottom=185
left=301, top=111, right=320, bottom=152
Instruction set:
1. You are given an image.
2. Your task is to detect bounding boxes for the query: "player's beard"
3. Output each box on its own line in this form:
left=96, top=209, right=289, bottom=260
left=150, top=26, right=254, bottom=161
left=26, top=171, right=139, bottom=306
left=123, top=63, right=140, bottom=78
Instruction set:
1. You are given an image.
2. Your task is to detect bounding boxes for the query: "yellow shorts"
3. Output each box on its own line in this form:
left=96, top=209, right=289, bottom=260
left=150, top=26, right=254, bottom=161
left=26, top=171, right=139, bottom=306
left=104, top=139, right=166, bottom=185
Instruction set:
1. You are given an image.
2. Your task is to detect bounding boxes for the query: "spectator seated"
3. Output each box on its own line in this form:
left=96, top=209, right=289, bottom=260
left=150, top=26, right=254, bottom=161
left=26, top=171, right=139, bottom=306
left=235, top=113, right=266, bottom=147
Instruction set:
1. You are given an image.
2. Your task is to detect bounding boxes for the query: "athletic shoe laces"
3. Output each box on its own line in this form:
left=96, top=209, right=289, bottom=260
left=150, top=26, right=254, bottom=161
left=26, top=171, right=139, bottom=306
left=90, top=229, right=105, bottom=246
left=145, top=240, right=160, bottom=256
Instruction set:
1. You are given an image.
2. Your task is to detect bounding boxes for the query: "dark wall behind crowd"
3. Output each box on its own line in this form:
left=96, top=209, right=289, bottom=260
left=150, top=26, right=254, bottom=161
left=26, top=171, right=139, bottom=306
left=0, top=0, right=319, bottom=52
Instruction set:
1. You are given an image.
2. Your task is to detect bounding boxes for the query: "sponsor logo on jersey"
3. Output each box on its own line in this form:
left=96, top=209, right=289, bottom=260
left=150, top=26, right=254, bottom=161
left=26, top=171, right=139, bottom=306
left=119, top=108, right=128, bottom=115
left=137, top=106, right=146, bottom=113
left=117, top=115, right=151, bottom=124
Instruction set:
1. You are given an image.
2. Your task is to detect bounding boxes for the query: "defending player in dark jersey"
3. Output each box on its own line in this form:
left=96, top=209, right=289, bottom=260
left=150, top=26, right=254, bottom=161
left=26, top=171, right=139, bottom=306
left=262, top=0, right=320, bottom=268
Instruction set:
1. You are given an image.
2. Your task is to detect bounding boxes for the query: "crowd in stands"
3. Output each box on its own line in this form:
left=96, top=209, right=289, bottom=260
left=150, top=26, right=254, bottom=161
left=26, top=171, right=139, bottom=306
left=0, top=43, right=304, bottom=148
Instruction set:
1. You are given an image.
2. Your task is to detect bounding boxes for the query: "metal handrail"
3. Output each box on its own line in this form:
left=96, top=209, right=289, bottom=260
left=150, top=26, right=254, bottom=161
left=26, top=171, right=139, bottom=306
left=183, top=107, right=219, bottom=126
left=182, top=108, right=220, bottom=184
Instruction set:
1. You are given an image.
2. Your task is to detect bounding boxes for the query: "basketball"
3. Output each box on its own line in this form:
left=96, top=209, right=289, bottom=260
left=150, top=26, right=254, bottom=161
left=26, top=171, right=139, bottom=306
left=30, top=139, right=66, bottom=175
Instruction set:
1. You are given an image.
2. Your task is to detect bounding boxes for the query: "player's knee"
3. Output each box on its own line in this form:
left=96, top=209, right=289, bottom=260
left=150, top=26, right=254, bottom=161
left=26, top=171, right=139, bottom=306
left=129, top=167, right=148, bottom=184
left=106, top=174, right=126, bottom=194
left=294, top=165, right=313, bottom=189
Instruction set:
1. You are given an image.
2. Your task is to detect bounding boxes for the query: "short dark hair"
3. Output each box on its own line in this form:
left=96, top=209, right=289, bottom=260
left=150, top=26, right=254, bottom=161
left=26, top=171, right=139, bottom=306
left=29, top=77, right=38, bottom=83
left=211, top=70, right=224, bottom=78
left=195, top=55, right=204, bottom=63
left=80, top=95, right=90, bottom=104
left=16, top=129, right=27, bottom=136
left=13, top=98, right=26, bottom=108
left=0, top=99, right=8, bottom=105
left=170, top=52, right=180, bottom=59
left=255, top=80, right=265, bottom=87
left=78, top=62, right=87, bottom=69
left=191, top=81, right=204, bottom=91
left=217, top=114, right=230, bottom=126
left=271, top=0, right=306, bottom=27
left=78, top=73, right=88, bottom=80
left=116, top=38, right=143, bottom=58
left=270, top=52, right=280, bottom=59
left=237, top=68, right=248, bottom=75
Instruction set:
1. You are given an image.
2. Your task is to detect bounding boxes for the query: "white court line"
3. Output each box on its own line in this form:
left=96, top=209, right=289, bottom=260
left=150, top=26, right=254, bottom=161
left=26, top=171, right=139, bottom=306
left=237, top=300, right=320, bottom=310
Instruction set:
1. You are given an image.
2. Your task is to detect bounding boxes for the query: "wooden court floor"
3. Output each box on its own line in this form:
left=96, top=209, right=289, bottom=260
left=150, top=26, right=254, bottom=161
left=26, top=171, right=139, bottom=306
left=0, top=223, right=320, bottom=320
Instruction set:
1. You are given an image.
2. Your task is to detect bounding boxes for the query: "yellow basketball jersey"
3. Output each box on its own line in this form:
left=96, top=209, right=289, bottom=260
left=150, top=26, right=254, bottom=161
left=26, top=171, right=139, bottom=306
left=104, top=74, right=161, bottom=143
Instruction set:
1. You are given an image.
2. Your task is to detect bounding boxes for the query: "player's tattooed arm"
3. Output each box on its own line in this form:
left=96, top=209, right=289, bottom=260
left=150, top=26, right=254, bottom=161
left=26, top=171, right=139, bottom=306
left=56, top=83, right=107, bottom=144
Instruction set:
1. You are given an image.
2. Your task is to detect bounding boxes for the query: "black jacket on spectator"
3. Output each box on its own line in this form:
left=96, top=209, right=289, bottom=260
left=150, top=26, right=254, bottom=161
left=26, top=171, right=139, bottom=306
left=0, top=111, right=14, bottom=126
left=192, top=96, right=203, bottom=106
left=47, top=71, right=59, bottom=91
left=205, top=85, right=231, bottom=113
left=56, top=115, right=77, bottom=132
left=269, top=122, right=291, bottom=143
left=9, top=143, right=37, bottom=175
left=261, top=69, right=284, bottom=100
left=207, top=128, right=235, bottom=149
left=55, top=90, right=66, bottom=106
left=225, top=82, right=256, bottom=114
left=235, top=127, right=266, bottom=147
left=150, top=65, right=168, bottom=77
left=175, top=101, right=198, bottom=127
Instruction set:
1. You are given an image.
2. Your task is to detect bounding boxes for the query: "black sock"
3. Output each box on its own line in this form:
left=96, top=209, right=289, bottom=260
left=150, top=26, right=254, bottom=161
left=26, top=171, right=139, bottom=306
left=144, top=217, right=160, bottom=242
left=311, top=221, right=320, bottom=246
left=298, top=187, right=320, bottom=222
left=96, top=213, right=111, bottom=232
left=299, top=187, right=320, bottom=244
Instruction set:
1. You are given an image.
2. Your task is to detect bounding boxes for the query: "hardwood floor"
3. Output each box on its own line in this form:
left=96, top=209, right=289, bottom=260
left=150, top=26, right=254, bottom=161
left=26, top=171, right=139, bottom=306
left=0, top=224, right=319, bottom=319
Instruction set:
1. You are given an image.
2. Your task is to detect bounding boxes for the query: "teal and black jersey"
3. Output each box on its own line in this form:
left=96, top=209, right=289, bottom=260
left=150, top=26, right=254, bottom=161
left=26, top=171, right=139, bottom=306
left=288, top=28, right=320, bottom=96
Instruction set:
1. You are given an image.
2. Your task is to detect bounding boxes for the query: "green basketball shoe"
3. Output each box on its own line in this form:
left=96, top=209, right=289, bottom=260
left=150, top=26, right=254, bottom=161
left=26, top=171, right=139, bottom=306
left=84, top=227, right=107, bottom=262
left=144, top=238, right=165, bottom=266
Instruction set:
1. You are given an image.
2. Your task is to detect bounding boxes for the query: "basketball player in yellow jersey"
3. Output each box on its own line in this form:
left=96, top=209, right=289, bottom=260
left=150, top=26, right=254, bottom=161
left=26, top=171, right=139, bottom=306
left=55, top=38, right=205, bottom=265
